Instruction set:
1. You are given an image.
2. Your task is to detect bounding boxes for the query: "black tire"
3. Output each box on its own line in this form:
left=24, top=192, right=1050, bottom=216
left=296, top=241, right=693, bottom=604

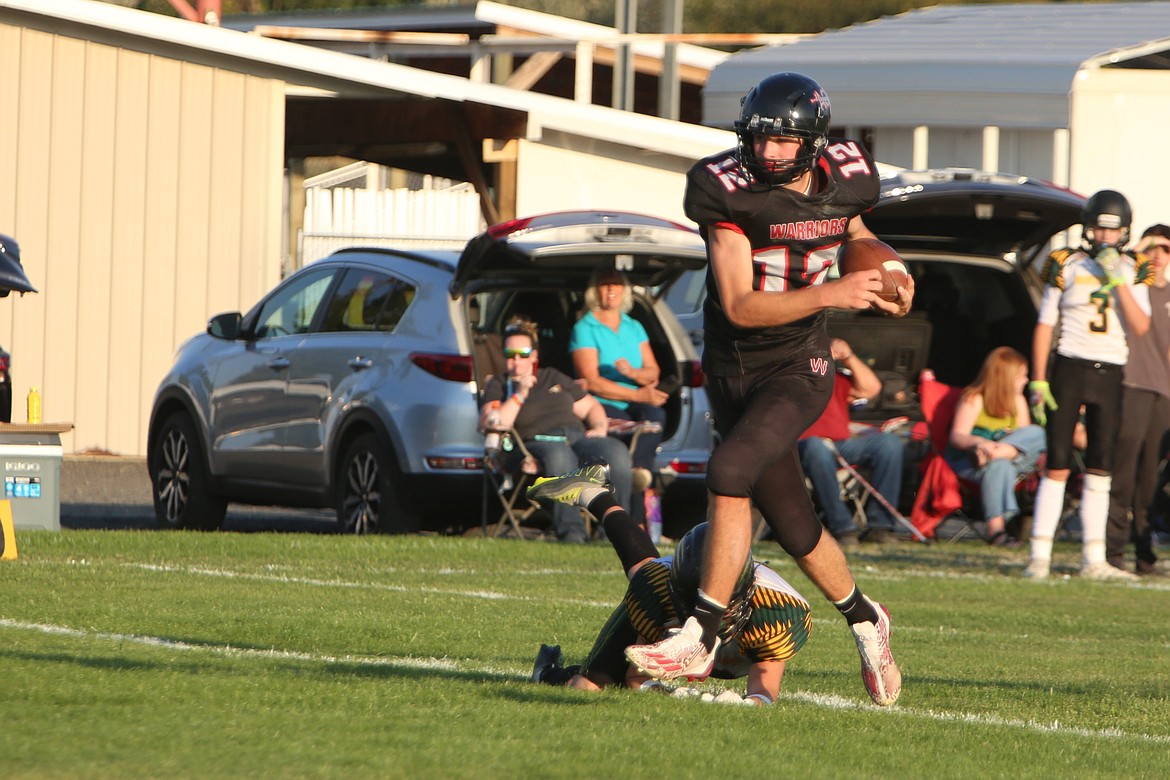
left=336, top=432, right=418, bottom=535
left=149, top=411, right=227, bottom=531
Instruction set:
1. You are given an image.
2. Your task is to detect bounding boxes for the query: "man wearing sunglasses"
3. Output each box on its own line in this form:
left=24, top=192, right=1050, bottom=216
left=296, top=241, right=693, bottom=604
left=1106, top=224, right=1170, bottom=576
left=479, top=315, right=633, bottom=543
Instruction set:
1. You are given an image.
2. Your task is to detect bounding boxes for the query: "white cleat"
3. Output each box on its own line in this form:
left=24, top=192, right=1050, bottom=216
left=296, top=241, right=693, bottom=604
left=1080, top=561, right=1139, bottom=582
left=624, top=617, right=718, bottom=682
left=1022, top=558, right=1051, bottom=579
left=850, top=598, right=902, bottom=706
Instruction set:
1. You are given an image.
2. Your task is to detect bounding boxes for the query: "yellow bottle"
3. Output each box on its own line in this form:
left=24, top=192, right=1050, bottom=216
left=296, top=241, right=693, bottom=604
left=27, top=387, right=41, bottom=424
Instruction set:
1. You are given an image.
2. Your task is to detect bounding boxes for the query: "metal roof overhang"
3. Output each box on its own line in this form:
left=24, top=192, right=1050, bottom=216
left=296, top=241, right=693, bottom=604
left=284, top=95, right=528, bottom=182
left=1, top=0, right=733, bottom=194
left=702, top=4, right=1170, bottom=130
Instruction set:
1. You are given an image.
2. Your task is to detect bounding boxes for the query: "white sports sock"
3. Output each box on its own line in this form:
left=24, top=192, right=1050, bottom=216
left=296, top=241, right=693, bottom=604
left=1029, top=476, right=1066, bottom=562
left=1080, top=473, right=1112, bottom=564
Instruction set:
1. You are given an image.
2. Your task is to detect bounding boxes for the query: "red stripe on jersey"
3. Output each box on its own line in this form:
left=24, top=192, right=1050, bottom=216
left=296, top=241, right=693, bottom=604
left=713, top=221, right=745, bottom=236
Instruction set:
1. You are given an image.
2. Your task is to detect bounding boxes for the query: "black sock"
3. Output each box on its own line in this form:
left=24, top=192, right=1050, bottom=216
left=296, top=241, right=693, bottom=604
left=587, top=494, right=659, bottom=572
left=834, top=586, right=879, bottom=625
left=693, top=590, right=726, bottom=652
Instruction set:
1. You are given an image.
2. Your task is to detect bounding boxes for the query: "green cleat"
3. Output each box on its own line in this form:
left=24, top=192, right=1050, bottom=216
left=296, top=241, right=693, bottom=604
left=527, top=462, right=612, bottom=508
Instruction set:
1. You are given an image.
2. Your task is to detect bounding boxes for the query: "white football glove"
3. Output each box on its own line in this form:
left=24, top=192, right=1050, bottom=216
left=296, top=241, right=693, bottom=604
left=638, top=680, right=672, bottom=694
left=709, top=690, right=754, bottom=706
left=671, top=686, right=703, bottom=699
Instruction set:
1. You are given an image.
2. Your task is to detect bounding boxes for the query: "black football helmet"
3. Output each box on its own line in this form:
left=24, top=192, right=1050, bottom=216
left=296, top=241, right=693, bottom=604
left=0, top=233, right=36, bottom=297
left=669, top=522, right=756, bottom=641
left=1081, top=189, right=1132, bottom=253
left=734, top=72, right=831, bottom=188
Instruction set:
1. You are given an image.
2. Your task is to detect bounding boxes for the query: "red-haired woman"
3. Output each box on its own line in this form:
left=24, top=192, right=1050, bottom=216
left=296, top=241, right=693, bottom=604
left=945, top=347, right=1047, bottom=546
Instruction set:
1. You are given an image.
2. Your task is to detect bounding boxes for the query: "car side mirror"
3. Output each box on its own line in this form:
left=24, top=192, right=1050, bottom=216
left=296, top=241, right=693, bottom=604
left=207, top=312, right=243, bottom=340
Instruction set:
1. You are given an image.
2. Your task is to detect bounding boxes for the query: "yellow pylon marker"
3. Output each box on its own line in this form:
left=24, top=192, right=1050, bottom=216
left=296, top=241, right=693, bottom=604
left=0, top=500, right=17, bottom=560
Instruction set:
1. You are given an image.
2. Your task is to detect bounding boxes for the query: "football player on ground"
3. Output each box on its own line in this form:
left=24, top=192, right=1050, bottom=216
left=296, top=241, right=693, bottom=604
left=1025, top=190, right=1153, bottom=581
left=621, top=72, right=911, bottom=707
left=527, top=464, right=811, bottom=706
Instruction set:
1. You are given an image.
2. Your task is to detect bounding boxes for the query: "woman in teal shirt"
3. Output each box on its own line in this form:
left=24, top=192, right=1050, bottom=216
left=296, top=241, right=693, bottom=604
left=571, top=267, right=668, bottom=498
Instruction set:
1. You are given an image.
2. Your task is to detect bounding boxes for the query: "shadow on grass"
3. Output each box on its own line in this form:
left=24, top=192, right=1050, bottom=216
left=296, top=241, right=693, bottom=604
left=61, top=503, right=340, bottom=535
left=0, top=642, right=521, bottom=685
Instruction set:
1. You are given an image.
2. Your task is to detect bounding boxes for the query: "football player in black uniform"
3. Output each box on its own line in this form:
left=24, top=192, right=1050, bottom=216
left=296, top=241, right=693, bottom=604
left=624, top=72, right=912, bottom=706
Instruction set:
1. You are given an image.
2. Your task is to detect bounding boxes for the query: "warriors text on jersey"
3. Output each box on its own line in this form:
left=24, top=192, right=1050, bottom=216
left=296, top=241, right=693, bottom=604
left=1038, top=247, right=1154, bottom=365
left=684, top=139, right=881, bottom=375
left=623, top=558, right=813, bottom=680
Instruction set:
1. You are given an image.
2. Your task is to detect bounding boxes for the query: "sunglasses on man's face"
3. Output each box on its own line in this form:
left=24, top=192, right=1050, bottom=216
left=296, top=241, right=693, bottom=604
left=504, top=347, right=535, bottom=359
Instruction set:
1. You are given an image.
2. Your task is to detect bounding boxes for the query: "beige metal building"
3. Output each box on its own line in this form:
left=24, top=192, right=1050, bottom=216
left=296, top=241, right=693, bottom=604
left=0, top=0, right=733, bottom=457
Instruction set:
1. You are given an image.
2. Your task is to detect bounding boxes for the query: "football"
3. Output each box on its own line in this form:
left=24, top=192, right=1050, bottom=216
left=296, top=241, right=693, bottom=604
left=837, top=238, right=908, bottom=302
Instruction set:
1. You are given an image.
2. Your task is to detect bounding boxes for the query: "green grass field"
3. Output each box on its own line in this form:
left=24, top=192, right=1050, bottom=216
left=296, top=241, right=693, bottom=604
left=2, top=528, right=1168, bottom=779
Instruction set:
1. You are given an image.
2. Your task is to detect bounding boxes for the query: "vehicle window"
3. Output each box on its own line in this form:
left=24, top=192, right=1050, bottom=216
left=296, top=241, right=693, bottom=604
left=320, top=269, right=416, bottom=334
left=911, top=260, right=1035, bottom=387
left=662, top=269, right=707, bottom=316
left=253, top=268, right=337, bottom=340
left=377, top=279, right=416, bottom=332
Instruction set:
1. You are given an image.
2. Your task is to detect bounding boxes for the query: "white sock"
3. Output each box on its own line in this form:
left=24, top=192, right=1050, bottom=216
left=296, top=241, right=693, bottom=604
left=681, top=615, right=705, bottom=640
left=1029, top=476, right=1066, bottom=561
left=1080, top=474, right=1112, bottom=565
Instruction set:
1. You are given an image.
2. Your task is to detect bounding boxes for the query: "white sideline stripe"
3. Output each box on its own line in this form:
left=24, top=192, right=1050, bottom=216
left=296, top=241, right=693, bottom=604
left=125, top=563, right=618, bottom=609
left=124, top=563, right=947, bottom=633
left=0, top=617, right=506, bottom=675
left=48, top=560, right=1156, bottom=640
left=2, top=617, right=1167, bottom=746
left=784, top=690, right=1170, bottom=745
left=116, top=564, right=966, bottom=635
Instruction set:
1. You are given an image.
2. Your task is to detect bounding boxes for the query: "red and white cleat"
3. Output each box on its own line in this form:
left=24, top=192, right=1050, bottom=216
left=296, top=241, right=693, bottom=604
left=624, top=617, right=719, bottom=682
left=850, top=598, right=902, bottom=706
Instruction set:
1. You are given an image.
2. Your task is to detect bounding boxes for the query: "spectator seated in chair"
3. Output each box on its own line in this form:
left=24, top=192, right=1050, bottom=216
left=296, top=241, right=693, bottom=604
left=798, top=338, right=905, bottom=547
left=570, top=266, right=668, bottom=505
left=478, top=314, right=633, bottom=543
left=945, top=347, right=1046, bottom=547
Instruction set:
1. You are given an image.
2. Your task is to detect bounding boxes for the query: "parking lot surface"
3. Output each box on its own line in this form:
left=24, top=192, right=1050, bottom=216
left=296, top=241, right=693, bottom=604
left=61, top=456, right=336, bottom=533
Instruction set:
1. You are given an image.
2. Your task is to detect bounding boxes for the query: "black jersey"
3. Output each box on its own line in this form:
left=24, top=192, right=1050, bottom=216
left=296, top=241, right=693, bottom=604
left=684, top=140, right=880, bottom=375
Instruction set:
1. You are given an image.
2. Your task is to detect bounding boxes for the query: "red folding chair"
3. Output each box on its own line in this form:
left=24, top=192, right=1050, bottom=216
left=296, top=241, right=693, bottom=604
left=912, top=370, right=1042, bottom=542
left=911, top=372, right=975, bottom=541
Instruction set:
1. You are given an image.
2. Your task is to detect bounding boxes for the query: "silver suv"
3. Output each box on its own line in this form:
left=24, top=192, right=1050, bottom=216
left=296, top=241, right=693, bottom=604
left=147, top=211, right=714, bottom=533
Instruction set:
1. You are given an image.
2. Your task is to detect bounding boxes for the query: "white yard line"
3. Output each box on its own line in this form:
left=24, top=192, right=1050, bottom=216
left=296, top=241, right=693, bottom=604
left=784, top=689, right=1170, bottom=743
left=126, top=562, right=619, bottom=609
left=2, top=616, right=1167, bottom=746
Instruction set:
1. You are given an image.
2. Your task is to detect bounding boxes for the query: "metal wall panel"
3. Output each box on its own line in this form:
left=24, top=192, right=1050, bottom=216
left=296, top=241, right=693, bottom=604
left=0, top=22, right=286, bottom=456
left=109, top=48, right=151, bottom=455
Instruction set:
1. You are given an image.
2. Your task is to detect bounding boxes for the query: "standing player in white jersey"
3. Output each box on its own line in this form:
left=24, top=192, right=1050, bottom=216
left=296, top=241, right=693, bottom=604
left=1025, top=190, right=1154, bottom=580
left=619, top=72, right=912, bottom=707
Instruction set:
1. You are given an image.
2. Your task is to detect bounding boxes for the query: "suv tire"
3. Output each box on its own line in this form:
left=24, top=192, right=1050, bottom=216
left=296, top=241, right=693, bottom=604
left=150, top=411, right=228, bottom=531
left=336, top=431, right=418, bottom=535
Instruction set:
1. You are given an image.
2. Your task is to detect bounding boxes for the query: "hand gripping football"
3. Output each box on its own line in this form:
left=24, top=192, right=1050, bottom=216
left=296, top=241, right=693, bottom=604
left=837, top=238, right=908, bottom=302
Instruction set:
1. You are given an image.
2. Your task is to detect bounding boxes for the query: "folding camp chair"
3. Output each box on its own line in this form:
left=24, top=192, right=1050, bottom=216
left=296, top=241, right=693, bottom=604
left=480, top=428, right=607, bottom=540
left=822, top=438, right=928, bottom=542
left=481, top=429, right=544, bottom=538
left=912, top=370, right=1041, bottom=543
left=783, top=460, right=874, bottom=543
left=912, top=374, right=980, bottom=541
